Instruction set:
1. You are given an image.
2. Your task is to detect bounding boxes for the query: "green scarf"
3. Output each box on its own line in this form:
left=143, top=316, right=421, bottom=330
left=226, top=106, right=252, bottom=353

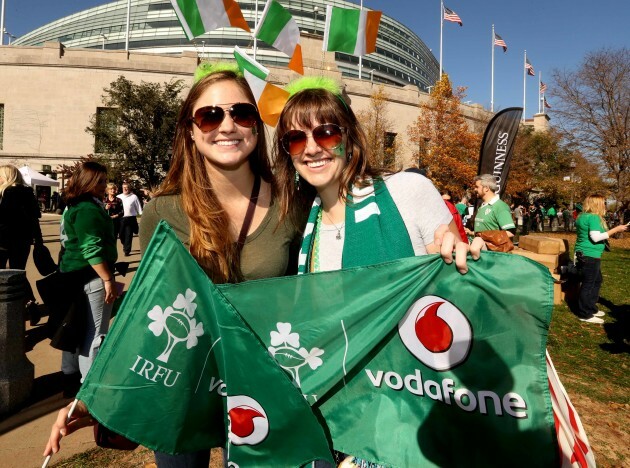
left=297, top=178, right=414, bottom=274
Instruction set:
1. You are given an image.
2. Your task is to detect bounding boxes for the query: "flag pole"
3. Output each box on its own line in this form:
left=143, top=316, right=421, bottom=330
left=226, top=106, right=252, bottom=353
left=0, top=0, right=5, bottom=46
left=538, top=71, right=544, bottom=114
left=253, top=0, right=258, bottom=60
left=523, top=50, right=527, bottom=122
left=439, top=0, right=443, bottom=79
left=491, top=24, right=495, bottom=113
left=358, top=0, right=363, bottom=79
left=125, top=0, right=131, bottom=52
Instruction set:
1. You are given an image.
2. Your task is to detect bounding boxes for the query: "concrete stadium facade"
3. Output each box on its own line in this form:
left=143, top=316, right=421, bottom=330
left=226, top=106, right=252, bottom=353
left=1, top=1, right=505, bottom=186
left=13, top=0, right=439, bottom=91
left=0, top=39, right=491, bottom=182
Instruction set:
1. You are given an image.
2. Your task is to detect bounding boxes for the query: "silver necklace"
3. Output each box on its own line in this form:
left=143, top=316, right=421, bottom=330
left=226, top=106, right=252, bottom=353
left=322, top=211, right=345, bottom=240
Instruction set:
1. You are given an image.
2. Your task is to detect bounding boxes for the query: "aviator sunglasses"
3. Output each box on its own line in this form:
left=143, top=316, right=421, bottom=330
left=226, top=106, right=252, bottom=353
left=281, top=123, right=346, bottom=156
left=191, top=103, right=259, bottom=133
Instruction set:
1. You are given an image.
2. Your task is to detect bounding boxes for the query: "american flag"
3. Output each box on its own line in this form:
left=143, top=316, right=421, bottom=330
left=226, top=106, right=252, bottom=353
left=525, top=58, right=535, bottom=76
left=494, top=33, right=507, bottom=52
left=540, top=81, right=547, bottom=93
left=544, top=96, right=552, bottom=109
left=443, top=7, right=463, bottom=26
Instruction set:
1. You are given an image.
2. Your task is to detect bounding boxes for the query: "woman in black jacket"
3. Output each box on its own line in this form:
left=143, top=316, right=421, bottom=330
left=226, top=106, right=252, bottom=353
left=0, top=164, right=42, bottom=323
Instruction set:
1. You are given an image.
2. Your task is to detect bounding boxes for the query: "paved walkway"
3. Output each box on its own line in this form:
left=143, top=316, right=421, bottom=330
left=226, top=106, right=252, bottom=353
left=0, top=213, right=142, bottom=468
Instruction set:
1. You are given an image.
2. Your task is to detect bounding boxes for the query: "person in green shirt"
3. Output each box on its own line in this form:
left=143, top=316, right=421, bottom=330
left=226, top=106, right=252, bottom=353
left=470, top=174, right=516, bottom=237
left=573, top=194, right=628, bottom=323
left=547, top=205, right=557, bottom=230
left=59, top=162, right=118, bottom=382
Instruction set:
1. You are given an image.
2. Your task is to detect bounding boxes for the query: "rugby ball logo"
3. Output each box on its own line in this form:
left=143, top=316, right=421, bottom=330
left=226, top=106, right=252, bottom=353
left=227, top=395, right=269, bottom=446
left=147, top=288, right=204, bottom=363
left=398, top=295, right=472, bottom=371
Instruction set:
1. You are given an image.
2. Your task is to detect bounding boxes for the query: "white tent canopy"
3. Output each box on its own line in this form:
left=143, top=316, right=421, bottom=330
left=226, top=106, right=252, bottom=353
left=19, top=166, right=59, bottom=187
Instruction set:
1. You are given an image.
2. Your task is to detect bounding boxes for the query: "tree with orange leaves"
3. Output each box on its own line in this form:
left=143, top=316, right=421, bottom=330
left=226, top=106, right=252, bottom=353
left=408, top=75, right=480, bottom=197
left=356, top=85, right=400, bottom=170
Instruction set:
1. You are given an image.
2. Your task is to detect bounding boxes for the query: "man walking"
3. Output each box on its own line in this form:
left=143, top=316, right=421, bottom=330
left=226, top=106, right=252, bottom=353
left=117, top=182, right=143, bottom=256
left=471, top=174, right=516, bottom=237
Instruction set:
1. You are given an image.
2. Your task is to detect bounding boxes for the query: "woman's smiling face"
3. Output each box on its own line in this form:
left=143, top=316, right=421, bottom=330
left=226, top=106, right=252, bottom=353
left=191, top=80, right=258, bottom=174
left=288, top=119, right=348, bottom=196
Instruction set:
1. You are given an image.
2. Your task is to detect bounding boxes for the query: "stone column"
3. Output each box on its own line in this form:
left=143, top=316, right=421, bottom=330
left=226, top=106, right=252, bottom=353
left=0, top=270, right=34, bottom=414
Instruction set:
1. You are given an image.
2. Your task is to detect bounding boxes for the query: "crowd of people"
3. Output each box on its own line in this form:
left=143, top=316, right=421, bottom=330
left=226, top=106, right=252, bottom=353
left=1, top=60, right=625, bottom=467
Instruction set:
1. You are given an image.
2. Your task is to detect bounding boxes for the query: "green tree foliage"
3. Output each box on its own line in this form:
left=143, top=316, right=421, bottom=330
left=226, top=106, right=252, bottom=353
left=407, top=74, right=480, bottom=196
left=87, top=76, right=185, bottom=189
left=551, top=47, right=629, bottom=211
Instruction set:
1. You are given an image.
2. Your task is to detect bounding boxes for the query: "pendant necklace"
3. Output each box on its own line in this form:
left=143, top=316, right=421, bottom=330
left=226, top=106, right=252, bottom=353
left=322, top=210, right=345, bottom=240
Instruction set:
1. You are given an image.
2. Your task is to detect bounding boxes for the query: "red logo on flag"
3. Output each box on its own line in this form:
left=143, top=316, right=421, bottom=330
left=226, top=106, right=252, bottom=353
left=398, top=296, right=472, bottom=371
left=227, top=396, right=269, bottom=445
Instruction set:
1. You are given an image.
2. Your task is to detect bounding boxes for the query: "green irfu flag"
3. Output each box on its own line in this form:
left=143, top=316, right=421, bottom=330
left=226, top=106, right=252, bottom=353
left=78, top=222, right=333, bottom=466
left=220, top=249, right=559, bottom=466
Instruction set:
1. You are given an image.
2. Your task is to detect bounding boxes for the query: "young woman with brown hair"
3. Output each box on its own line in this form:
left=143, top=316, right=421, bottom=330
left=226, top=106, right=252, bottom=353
left=45, top=64, right=301, bottom=467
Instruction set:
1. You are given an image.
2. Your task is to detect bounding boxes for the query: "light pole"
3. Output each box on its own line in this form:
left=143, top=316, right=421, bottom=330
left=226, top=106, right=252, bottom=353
left=369, top=69, right=375, bottom=84
left=100, top=34, right=107, bottom=50
left=0, top=0, right=5, bottom=46
left=313, top=7, right=319, bottom=34
left=3, top=28, right=15, bottom=45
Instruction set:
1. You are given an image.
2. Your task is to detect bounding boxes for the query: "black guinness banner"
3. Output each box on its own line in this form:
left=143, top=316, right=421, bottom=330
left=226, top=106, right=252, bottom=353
left=478, top=107, right=523, bottom=196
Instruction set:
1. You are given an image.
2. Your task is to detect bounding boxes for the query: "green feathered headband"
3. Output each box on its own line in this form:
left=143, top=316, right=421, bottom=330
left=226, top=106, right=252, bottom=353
left=193, top=62, right=242, bottom=84
left=285, top=76, right=348, bottom=110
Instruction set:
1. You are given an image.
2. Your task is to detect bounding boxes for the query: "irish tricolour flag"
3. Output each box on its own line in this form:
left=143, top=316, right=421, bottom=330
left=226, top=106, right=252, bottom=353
left=233, top=47, right=289, bottom=127
left=170, top=0, right=250, bottom=40
left=254, top=0, right=303, bottom=74
left=323, top=5, right=382, bottom=56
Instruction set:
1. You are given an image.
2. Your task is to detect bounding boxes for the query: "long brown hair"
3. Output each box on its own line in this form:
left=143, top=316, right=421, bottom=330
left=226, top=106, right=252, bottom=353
left=64, top=161, right=107, bottom=204
left=273, top=87, right=384, bottom=223
left=156, top=70, right=272, bottom=283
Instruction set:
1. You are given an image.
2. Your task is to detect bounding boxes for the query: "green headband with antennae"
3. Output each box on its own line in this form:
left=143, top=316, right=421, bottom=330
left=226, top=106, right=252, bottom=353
left=285, top=76, right=349, bottom=111
left=193, top=62, right=243, bottom=84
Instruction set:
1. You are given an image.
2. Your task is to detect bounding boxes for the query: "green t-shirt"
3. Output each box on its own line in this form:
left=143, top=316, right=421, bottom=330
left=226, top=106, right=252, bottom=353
left=575, top=213, right=606, bottom=258
left=474, top=198, right=516, bottom=232
left=547, top=207, right=556, bottom=217
left=455, top=202, right=467, bottom=217
left=60, top=199, right=118, bottom=272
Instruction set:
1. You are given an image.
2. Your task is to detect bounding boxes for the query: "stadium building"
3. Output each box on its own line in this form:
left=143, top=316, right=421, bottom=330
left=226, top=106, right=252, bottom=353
left=1, top=0, right=496, bottom=204
left=13, top=0, right=439, bottom=91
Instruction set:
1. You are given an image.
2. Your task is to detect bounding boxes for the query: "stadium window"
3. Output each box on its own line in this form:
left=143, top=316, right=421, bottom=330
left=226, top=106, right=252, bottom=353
left=383, top=132, right=397, bottom=167
left=0, top=104, right=4, bottom=150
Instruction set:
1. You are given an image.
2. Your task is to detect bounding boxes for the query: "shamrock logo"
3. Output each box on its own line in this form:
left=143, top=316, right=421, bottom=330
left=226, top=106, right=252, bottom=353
left=267, top=322, right=324, bottom=388
left=147, top=288, right=204, bottom=363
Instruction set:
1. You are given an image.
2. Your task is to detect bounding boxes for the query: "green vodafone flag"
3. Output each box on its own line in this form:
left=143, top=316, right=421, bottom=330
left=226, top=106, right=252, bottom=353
left=78, top=222, right=334, bottom=467
left=222, top=244, right=557, bottom=466
left=79, top=222, right=558, bottom=467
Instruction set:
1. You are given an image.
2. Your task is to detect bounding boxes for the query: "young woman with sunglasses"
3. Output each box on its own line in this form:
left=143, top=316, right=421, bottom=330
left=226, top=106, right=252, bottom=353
left=275, top=77, right=481, bottom=277
left=44, top=64, right=302, bottom=467
left=275, top=78, right=483, bottom=466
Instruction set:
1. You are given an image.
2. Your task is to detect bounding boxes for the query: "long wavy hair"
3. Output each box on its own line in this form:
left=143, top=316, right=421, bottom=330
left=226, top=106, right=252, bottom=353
left=155, top=70, right=272, bottom=283
left=273, top=87, right=384, bottom=224
left=0, top=164, right=26, bottom=197
left=581, top=193, right=608, bottom=230
left=63, top=161, right=108, bottom=205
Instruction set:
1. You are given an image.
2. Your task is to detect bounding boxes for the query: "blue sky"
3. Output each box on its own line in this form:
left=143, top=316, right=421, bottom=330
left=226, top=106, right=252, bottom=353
left=3, top=0, right=629, bottom=118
